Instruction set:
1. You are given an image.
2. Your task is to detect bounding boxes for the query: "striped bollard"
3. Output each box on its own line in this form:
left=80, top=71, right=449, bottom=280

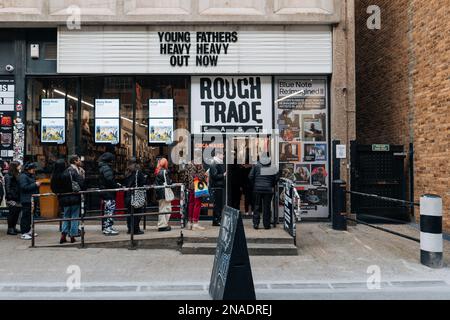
left=420, top=194, right=443, bottom=268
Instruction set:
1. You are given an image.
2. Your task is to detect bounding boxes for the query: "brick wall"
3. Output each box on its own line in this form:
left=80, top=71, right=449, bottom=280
left=355, top=0, right=450, bottom=231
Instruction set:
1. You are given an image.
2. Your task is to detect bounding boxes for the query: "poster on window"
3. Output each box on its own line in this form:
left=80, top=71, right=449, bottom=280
left=149, top=118, right=173, bottom=144
left=95, top=118, right=120, bottom=144
left=149, top=99, right=174, bottom=118
left=41, top=118, right=66, bottom=144
left=41, top=99, right=65, bottom=118
left=277, top=79, right=326, bottom=110
left=95, top=99, right=120, bottom=118
left=276, top=77, right=329, bottom=219
left=191, top=76, right=272, bottom=134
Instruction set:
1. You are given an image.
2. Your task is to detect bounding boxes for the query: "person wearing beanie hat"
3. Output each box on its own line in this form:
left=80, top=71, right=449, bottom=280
left=18, top=162, right=41, bottom=240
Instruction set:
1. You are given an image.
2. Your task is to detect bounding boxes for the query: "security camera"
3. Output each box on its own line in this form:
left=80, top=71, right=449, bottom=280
left=5, top=65, right=14, bottom=72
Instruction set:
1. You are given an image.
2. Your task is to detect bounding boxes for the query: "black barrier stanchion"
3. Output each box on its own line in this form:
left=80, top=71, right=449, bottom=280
left=31, top=196, right=35, bottom=248
left=420, top=194, right=443, bottom=268
left=80, top=194, right=86, bottom=249
left=332, top=180, right=347, bottom=231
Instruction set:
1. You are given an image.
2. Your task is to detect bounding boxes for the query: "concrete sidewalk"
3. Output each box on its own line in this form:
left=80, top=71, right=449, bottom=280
left=0, top=221, right=449, bottom=299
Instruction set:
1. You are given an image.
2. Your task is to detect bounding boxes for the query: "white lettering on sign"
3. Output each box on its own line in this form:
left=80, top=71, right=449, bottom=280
left=191, top=76, right=272, bottom=134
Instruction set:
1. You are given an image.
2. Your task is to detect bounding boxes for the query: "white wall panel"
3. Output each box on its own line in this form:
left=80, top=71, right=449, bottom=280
left=58, top=26, right=332, bottom=74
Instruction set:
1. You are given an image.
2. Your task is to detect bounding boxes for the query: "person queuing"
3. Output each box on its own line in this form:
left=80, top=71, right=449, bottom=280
left=124, top=158, right=147, bottom=235
left=183, top=161, right=208, bottom=231
left=248, top=156, right=280, bottom=230
left=18, top=162, right=41, bottom=240
left=98, top=152, right=121, bottom=236
left=209, top=150, right=226, bottom=227
left=50, top=159, right=82, bottom=244
left=154, top=158, right=172, bottom=232
left=4, top=161, right=22, bottom=235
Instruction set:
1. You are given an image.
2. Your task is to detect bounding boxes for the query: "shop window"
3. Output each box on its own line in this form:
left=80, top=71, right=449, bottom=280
left=26, top=77, right=78, bottom=177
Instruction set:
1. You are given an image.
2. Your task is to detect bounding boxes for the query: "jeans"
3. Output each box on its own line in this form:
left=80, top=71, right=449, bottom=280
left=103, top=200, right=116, bottom=230
left=62, top=205, right=80, bottom=237
left=20, top=203, right=32, bottom=234
left=253, top=192, right=274, bottom=228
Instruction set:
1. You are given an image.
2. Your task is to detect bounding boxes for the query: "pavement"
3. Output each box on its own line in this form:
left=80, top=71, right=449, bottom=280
left=1, top=219, right=450, bottom=300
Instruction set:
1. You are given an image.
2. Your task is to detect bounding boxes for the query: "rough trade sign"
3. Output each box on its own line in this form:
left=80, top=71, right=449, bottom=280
left=191, top=76, right=272, bottom=134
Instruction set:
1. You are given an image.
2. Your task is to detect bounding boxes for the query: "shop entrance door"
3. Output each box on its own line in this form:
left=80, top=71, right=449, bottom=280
left=225, top=136, right=277, bottom=215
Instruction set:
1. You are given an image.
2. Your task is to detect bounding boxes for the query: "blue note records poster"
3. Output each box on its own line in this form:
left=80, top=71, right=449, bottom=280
left=0, top=78, right=15, bottom=159
left=276, top=77, right=329, bottom=219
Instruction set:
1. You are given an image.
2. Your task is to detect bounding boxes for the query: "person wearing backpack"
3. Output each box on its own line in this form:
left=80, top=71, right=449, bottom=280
left=4, top=161, right=22, bottom=235
left=154, top=158, right=173, bottom=232
left=124, top=158, right=147, bottom=235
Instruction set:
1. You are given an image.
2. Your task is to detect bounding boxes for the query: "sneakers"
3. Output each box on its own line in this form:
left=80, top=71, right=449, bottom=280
left=186, top=222, right=193, bottom=230
left=103, top=227, right=119, bottom=236
left=21, top=233, right=32, bottom=240
left=192, top=223, right=206, bottom=231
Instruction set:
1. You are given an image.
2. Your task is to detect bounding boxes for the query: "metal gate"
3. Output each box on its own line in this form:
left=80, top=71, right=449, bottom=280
left=350, top=142, right=410, bottom=223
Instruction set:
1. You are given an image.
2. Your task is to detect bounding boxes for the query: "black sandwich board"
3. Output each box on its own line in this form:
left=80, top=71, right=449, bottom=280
left=209, top=206, right=256, bottom=300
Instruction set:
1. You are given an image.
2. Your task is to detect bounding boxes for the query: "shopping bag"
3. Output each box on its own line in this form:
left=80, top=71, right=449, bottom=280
left=194, top=177, right=209, bottom=198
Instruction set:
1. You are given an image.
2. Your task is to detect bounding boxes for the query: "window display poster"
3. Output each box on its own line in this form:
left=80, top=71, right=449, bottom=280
left=149, top=99, right=174, bottom=119
left=41, top=118, right=66, bottom=144
left=149, top=118, right=173, bottom=144
left=277, top=79, right=326, bottom=110
left=276, top=77, right=329, bottom=219
left=95, top=118, right=120, bottom=144
left=41, top=99, right=65, bottom=118
left=302, top=113, right=326, bottom=142
left=304, top=144, right=327, bottom=162
left=280, top=142, right=301, bottom=163
left=95, top=99, right=120, bottom=118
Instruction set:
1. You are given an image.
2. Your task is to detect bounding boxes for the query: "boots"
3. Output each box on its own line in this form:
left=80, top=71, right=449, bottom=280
left=7, top=228, right=17, bottom=235
left=192, top=223, right=206, bottom=231
left=60, top=233, right=67, bottom=244
left=70, top=236, right=76, bottom=243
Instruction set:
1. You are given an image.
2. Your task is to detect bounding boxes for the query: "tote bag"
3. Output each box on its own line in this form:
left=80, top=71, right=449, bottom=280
left=131, top=171, right=146, bottom=208
left=194, top=177, right=209, bottom=198
left=163, top=170, right=175, bottom=202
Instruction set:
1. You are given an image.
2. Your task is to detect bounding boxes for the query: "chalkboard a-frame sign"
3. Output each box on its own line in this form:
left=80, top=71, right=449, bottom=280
left=209, top=206, right=256, bottom=300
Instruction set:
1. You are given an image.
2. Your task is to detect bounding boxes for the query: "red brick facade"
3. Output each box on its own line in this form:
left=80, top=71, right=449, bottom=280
left=355, top=1, right=449, bottom=231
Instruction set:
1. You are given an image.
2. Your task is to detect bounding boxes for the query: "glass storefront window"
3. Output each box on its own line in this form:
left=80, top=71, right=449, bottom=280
left=26, top=77, right=78, bottom=176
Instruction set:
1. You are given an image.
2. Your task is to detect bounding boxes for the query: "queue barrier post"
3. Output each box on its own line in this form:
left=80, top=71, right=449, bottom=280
left=80, top=193, right=86, bottom=249
left=332, top=180, right=347, bottom=231
left=420, top=195, right=443, bottom=268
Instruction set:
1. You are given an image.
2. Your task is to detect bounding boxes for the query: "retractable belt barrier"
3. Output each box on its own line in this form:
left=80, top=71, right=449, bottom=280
left=30, top=183, right=186, bottom=250
left=332, top=180, right=443, bottom=269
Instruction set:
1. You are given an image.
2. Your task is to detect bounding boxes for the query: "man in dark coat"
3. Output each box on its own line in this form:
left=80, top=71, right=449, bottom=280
left=98, top=152, right=121, bottom=236
left=248, top=156, right=280, bottom=230
left=18, top=162, right=41, bottom=239
left=209, top=150, right=226, bottom=226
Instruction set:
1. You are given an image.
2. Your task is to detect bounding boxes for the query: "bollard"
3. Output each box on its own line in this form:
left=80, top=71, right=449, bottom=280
left=332, top=180, right=347, bottom=231
left=420, top=194, right=443, bottom=268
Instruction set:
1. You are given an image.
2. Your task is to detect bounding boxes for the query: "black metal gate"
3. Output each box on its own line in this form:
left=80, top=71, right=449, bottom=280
left=350, top=142, right=410, bottom=223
